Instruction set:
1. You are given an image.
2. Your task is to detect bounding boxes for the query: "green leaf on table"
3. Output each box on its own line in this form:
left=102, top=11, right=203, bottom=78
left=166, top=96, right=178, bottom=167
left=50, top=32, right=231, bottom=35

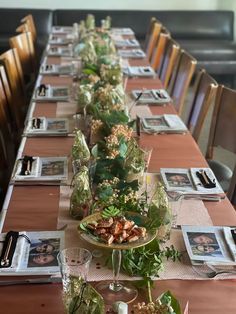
left=68, top=282, right=105, bottom=314
left=158, top=290, right=182, bottom=314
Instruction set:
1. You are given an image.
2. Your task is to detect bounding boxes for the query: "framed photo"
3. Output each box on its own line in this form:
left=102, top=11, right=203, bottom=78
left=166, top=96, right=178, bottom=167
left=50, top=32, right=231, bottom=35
left=160, top=168, right=194, bottom=191
left=142, top=116, right=169, bottom=129
left=40, top=158, right=67, bottom=178
left=181, top=226, right=234, bottom=264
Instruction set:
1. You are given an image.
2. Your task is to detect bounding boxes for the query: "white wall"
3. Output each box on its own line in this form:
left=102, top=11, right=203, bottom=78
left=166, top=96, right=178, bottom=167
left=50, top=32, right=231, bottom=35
left=0, top=0, right=219, bottom=10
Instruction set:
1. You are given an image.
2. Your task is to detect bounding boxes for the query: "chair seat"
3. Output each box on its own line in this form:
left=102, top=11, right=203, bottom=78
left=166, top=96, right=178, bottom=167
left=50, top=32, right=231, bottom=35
left=207, top=159, right=233, bottom=192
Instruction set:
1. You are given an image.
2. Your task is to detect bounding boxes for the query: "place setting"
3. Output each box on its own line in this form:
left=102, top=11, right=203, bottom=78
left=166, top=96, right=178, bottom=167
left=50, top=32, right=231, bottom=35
left=23, top=117, right=70, bottom=137
left=39, top=62, right=80, bottom=76
left=160, top=167, right=225, bottom=201
left=32, top=84, right=71, bottom=102
left=11, top=156, right=68, bottom=185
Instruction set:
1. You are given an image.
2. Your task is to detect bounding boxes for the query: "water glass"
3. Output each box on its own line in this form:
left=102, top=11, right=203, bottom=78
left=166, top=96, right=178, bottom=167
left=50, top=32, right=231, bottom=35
left=57, top=247, right=92, bottom=311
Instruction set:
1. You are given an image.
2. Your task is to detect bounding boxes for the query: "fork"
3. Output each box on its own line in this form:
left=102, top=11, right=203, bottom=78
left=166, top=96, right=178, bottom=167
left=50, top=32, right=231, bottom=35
left=206, top=270, right=236, bottom=278
left=166, top=191, right=223, bottom=202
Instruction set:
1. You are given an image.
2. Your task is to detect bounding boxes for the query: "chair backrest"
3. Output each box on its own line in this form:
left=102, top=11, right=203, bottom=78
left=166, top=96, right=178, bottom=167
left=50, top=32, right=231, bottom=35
left=228, top=164, right=236, bottom=205
left=146, top=21, right=162, bottom=61
left=0, top=71, right=11, bottom=147
left=159, top=37, right=180, bottom=89
left=168, top=49, right=197, bottom=115
left=0, top=49, right=26, bottom=129
left=150, top=30, right=170, bottom=72
left=9, top=32, right=37, bottom=76
left=206, top=85, right=236, bottom=159
left=187, top=69, right=218, bottom=142
left=21, top=14, right=37, bottom=43
left=143, top=17, right=157, bottom=50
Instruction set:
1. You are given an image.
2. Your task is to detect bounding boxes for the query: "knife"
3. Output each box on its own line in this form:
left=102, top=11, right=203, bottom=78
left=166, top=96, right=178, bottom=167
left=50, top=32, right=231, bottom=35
left=0, top=276, right=61, bottom=286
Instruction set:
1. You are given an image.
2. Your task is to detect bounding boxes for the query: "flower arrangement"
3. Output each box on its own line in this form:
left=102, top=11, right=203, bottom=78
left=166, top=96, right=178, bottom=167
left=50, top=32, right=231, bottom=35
left=69, top=15, right=182, bottom=310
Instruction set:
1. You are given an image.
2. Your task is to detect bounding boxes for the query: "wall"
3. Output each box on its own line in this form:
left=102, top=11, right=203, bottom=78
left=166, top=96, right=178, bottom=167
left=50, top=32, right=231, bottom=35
left=0, top=0, right=219, bottom=10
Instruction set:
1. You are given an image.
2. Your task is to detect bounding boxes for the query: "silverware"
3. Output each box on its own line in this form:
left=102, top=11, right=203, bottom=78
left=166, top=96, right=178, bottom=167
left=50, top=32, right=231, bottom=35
left=206, top=270, right=236, bottom=278
left=129, top=92, right=143, bottom=113
left=166, top=191, right=223, bottom=202
left=0, top=236, right=13, bottom=267
left=0, top=276, right=61, bottom=286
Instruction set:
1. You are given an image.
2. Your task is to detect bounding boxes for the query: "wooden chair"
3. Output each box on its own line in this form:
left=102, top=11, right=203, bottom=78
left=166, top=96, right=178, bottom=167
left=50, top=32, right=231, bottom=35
left=143, top=17, right=157, bottom=50
left=158, top=37, right=180, bottom=89
left=9, top=32, right=37, bottom=79
left=206, top=85, right=236, bottom=192
left=21, top=14, right=37, bottom=44
left=146, top=21, right=162, bottom=61
left=168, top=50, right=197, bottom=115
left=0, top=49, right=27, bottom=129
left=150, top=30, right=170, bottom=72
left=0, top=66, right=16, bottom=201
left=228, top=165, right=236, bottom=205
left=187, top=69, right=218, bottom=142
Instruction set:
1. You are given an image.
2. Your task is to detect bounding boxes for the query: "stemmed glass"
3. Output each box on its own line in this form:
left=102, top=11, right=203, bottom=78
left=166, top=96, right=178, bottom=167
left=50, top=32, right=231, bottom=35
left=79, top=212, right=157, bottom=305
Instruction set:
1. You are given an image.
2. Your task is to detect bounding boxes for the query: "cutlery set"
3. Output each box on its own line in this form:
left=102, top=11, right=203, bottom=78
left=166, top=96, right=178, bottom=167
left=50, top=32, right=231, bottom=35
left=19, top=156, right=35, bottom=176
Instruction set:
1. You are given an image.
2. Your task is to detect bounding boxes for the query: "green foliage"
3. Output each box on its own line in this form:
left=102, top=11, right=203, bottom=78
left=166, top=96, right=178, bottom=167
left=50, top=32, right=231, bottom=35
left=68, top=281, right=105, bottom=314
left=101, top=205, right=121, bottom=218
left=121, top=239, right=181, bottom=278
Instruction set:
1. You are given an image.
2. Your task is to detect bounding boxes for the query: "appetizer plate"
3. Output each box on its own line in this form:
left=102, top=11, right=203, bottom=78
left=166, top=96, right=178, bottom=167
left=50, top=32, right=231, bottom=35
left=79, top=212, right=157, bottom=250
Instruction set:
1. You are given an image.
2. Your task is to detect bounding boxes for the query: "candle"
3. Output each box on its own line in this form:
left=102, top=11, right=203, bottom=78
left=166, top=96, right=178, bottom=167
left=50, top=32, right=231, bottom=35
left=112, top=301, right=128, bottom=314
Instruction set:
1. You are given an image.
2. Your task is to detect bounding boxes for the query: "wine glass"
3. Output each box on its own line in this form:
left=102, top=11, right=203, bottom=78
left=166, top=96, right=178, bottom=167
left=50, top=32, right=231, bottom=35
left=79, top=212, right=157, bottom=305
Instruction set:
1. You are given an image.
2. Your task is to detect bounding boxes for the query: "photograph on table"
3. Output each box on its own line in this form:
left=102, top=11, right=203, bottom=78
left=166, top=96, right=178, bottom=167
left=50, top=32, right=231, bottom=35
left=47, top=120, right=67, bottom=131
left=27, top=237, right=61, bottom=268
left=142, top=116, right=168, bottom=128
left=40, top=159, right=66, bottom=177
left=187, top=231, right=224, bottom=258
left=182, top=225, right=236, bottom=264
left=162, top=169, right=194, bottom=190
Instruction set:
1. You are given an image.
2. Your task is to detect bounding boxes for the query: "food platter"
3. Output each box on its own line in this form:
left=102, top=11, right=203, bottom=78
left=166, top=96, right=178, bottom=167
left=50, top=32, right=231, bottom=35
left=78, top=212, right=157, bottom=250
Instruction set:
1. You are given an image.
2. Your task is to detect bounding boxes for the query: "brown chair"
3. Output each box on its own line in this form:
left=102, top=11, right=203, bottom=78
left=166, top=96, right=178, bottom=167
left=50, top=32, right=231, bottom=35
left=206, top=85, right=236, bottom=192
left=158, top=37, right=180, bottom=89
left=150, top=30, right=170, bottom=72
left=228, top=165, right=236, bottom=205
left=187, top=69, right=218, bottom=142
left=9, top=32, right=37, bottom=79
left=168, top=50, right=197, bottom=115
left=146, top=21, right=162, bottom=61
left=0, top=66, right=16, bottom=197
left=0, top=49, right=27, bottom=129
left=0, top=67, right=12, bottom=146
left=21, top=14, right=37, bottom=44
left=143, top=17, right=157, bottom=50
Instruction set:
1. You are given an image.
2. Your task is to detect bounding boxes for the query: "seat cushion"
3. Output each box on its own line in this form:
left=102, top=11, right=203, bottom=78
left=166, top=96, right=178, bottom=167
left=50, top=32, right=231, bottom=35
left=207, top=159, right=233, bottom=192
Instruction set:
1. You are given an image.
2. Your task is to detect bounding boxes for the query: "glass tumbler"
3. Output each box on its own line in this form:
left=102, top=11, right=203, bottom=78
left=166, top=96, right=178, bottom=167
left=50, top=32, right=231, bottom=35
left=57, top=247, right=92, bottom=312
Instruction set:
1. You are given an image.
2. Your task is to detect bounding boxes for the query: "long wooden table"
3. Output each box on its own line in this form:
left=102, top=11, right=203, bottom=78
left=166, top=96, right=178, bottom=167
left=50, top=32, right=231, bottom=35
left=0, top=34, right=236, bottom=314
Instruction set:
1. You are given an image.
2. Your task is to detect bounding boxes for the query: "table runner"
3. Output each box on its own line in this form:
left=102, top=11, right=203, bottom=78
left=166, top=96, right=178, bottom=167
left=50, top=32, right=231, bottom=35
left=56, top=186, right=236, bottom=281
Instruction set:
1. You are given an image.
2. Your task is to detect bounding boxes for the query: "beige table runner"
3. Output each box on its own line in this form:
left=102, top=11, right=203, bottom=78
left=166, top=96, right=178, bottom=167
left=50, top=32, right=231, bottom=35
left=57, top=186, right=236, bottom=281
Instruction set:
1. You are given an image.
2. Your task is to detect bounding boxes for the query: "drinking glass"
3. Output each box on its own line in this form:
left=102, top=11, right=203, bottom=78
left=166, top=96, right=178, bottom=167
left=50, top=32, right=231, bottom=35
left=57, top=247, right=92, bottom=312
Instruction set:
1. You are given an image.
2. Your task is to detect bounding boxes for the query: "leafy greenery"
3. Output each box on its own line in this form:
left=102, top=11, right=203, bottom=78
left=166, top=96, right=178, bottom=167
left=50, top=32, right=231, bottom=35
left=121, top=239, right=181, bottom=279
left=101, top=205, right=121, bottom=218
left=68, top=280, right=105, bottom=314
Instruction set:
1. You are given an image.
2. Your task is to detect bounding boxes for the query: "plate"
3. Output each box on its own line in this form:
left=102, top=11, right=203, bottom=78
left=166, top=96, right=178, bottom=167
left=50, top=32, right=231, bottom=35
left=79, top=212, right=157, bottom=250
